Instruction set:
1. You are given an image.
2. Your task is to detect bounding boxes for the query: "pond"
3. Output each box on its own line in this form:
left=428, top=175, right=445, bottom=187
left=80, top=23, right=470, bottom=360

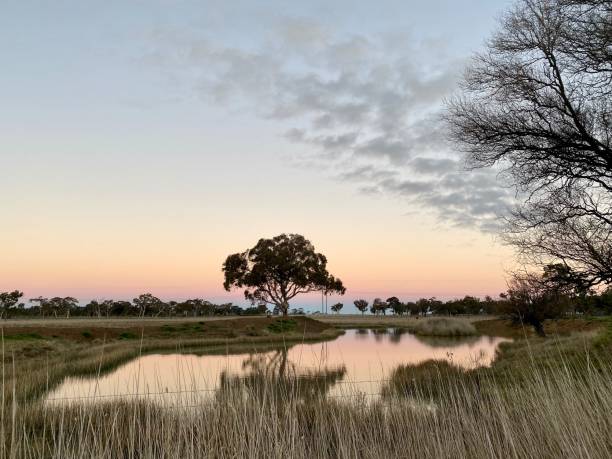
left=45, top=329, right=511, bottom=405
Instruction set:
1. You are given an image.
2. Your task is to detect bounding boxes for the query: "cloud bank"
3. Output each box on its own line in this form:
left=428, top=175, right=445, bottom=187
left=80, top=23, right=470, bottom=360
left=144, top=18, right=514, bottom=231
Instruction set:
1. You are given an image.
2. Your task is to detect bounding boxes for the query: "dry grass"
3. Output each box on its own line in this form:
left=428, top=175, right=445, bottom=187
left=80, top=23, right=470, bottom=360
left=0, top=317, right=610, bottom=458
left=318, top=314, right=488, bottom=330
left=0, top=316, right=333, bottom=342
left=320, top=314, right=482, bottom=337
left=412, top=317, right=477, bottom=336
left=4, top=347, right=612, bottom=458
left=475, top=317, right=604, bottom=338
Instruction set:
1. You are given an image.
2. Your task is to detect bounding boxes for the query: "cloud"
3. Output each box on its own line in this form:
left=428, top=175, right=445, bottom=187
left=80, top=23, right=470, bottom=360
left=144, top=17, right=514, bottom=231
left=409, top=157, right=458, bottom=174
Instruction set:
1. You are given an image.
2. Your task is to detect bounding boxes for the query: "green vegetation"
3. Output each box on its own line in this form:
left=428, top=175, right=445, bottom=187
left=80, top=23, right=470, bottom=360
left=118, top=332, right=138, bottom=340
left=2, top=333, right=43, bottom=341
left=267, top=318, right=298, bottom=333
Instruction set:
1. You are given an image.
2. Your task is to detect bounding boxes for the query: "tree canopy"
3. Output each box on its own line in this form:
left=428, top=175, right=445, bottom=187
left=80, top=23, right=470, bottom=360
left=353, top=299, right=369, bottom=315
left=0, top=291, right=24, bottom=319
left=222, top=234, right=345, bottom=315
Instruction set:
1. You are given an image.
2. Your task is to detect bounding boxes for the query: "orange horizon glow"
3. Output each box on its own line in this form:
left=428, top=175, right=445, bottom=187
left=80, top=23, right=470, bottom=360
left=2, top=223, right=514, bottom=305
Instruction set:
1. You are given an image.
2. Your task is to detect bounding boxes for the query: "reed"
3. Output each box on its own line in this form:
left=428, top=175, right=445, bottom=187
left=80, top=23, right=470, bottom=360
left=1, top=319, right=611, bottom=458
left=8, top=353, right=612, bottom=459
left=412, top=317, right=477, bottom=336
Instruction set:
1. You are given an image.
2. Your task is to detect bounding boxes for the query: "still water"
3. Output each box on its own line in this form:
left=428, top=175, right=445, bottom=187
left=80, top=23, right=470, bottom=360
left=46, top=329, right=511, bottom=405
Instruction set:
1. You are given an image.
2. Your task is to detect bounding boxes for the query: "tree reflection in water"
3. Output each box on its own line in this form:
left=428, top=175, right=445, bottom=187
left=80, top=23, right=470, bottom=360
left=355, top=329, right=369, bottom=339
left=413, top=334, right=480, bottom=349
left=389, top=328, right=407, bottom=344
left=372, top=328, right=388, bottom=342
left=218, top=347, right=346, bottom=401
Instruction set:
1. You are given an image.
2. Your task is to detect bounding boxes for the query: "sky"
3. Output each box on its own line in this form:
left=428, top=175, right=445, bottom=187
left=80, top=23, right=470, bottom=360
left=1, top=0, right=517, bottom=311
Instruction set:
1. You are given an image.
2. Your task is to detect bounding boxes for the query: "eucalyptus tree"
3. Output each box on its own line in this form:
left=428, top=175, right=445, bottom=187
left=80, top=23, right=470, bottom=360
left=101, top=299, right=114, bottom=317
left=371, top=298, right=389, bottom=315
left=354, top=299, right=369, bottom=315
left=133, top=293, right=163, bottom=317
left=84, top=300, right=102, bottom=317
left=29, top=297, right=49, bottom=317
left=47, top=297, right=79, bottom=318
left=223, top=234, right=345, bottom=316
left=0, top=291, right=24, bottom=319
left=386, top=297, right=406, bottom=315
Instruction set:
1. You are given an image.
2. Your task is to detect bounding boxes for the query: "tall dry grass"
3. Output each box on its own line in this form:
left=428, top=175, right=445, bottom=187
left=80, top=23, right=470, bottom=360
left=412, top=317, right=477, bottom=336
left=2, top=340, right=611, bottom=458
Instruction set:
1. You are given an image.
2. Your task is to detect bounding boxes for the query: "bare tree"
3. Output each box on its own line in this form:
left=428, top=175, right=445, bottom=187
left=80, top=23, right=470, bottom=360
left=447, top=0, right=612, bottom=286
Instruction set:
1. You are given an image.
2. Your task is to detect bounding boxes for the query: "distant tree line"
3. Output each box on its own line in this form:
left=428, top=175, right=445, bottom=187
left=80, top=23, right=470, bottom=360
left=0, top=292, right=275, bottom=319
left=354, top=264, right=612, bottom=328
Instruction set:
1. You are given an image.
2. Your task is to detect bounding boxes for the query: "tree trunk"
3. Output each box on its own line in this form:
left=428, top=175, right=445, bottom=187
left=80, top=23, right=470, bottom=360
left=528, top=318, right=546, bottom=337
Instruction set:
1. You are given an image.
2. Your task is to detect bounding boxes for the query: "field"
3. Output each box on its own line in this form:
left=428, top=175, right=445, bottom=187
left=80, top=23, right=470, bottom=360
left=0, top=315, right=336, bottom=343
left=0, top=314, right=611, bottom=458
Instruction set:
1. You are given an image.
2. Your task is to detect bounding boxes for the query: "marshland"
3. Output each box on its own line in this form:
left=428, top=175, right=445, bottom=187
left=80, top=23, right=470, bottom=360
left=3, top=0, right=612, bottom=457
left=0, top=312, right=610, bottom=458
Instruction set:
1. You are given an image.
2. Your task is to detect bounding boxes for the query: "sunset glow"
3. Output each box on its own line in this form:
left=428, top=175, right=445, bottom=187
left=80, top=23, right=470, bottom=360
left=1, top=0, right=516, bottom=310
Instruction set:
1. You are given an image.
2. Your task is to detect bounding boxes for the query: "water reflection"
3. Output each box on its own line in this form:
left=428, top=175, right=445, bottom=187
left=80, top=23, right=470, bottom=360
left=413, top=334, right=481, bottom=348
left=389, top=328, right=407, bottom=344
left=372, top=328, right=388, bottom=342
left=219, top=349, right=346, bottom=401
left=355, top=329, right=369, bottom=339
left=45, top=329, right=511, bottom=406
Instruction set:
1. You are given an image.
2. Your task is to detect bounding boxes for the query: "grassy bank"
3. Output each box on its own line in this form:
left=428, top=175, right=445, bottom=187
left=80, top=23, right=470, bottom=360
left=1, top=316, right=611, bottom=458
left=0, top=316, right=337, bottom=343
left=7, top=330, right=612, bottom=458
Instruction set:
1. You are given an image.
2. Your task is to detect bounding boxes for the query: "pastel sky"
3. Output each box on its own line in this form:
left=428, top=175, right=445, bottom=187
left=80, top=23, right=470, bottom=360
left=1, top=0, right=517, bottom=311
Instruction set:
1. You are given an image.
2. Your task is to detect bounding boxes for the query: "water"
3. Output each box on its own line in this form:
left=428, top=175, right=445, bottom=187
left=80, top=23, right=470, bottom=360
left=45, top=329, right=511, bottom=405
